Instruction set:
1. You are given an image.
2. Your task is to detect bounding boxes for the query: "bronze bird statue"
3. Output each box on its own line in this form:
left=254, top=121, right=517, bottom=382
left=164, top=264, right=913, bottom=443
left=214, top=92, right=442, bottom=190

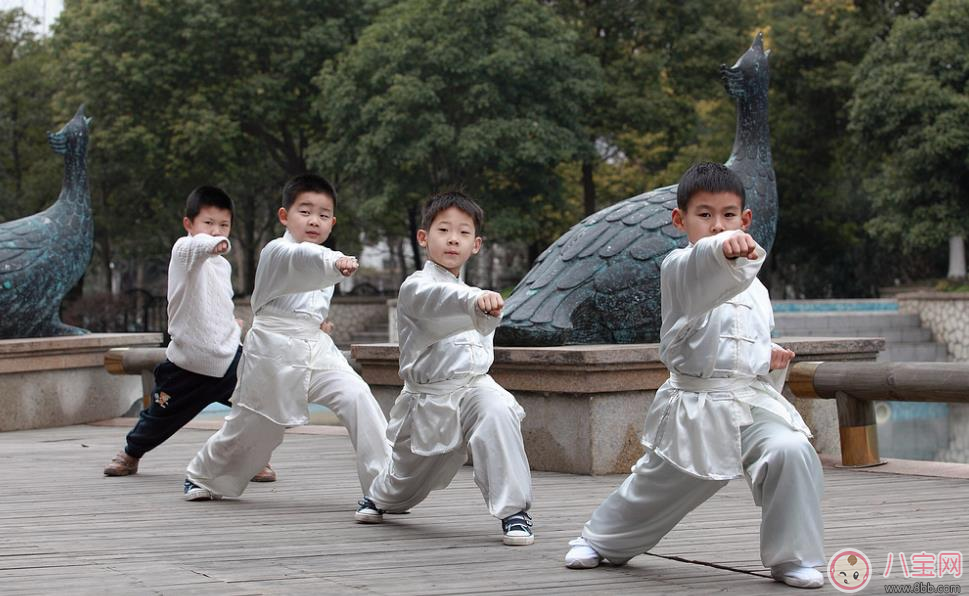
left=0, top=105, right=94, bottom=338
left=496, top=33, right=775, bottom=346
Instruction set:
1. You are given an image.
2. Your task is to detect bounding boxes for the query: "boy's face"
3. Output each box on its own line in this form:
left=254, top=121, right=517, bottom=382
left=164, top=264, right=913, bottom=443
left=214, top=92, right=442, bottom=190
left=671, top=191, right=751, bottom=244
left=183, top=205, right=232, bottom=237
left=417, top=206, right=482, bottom=276
left=278, top=191, right=336, bottom=244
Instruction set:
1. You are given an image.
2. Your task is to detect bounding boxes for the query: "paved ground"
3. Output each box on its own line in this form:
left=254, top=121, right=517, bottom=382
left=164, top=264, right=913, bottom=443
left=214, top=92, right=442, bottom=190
left=1, top=423, right=967, bottom=595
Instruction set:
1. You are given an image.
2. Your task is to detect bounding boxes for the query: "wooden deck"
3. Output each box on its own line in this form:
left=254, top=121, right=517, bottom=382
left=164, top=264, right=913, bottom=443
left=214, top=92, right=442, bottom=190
left=1, top=423, right=967, bottom=595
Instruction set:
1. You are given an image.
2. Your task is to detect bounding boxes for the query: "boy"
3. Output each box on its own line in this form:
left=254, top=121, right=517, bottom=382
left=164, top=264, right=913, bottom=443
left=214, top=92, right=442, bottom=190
left=563, top=163, right=825, bottom=589
left=356, top=191, right=534, bottom=547
left=183, top=174, right=390, bottom=505
left=103, top=186, right=275, bottom=483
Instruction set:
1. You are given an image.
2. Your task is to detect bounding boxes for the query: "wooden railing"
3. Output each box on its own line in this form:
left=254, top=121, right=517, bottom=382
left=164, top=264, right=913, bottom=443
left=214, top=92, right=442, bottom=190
left=788, top=361, right=969, bottom=466
left=104, top=347, right=167, bottom=408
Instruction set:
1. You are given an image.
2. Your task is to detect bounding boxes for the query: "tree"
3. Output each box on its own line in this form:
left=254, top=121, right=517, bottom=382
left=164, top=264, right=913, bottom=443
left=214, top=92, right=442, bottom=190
left=849, top=0, right=969, bottom=281
left=547, top=1, right=754, bottom=217
left=315, top=0, right=601, bottom=272
left=48, top=0, right=390, bottom=294
left=0, top=9, right=59, bottom=223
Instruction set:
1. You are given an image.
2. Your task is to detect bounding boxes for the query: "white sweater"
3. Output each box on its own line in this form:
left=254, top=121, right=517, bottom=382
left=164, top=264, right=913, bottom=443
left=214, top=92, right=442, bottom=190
left=164, top=233, right=241, bottom=377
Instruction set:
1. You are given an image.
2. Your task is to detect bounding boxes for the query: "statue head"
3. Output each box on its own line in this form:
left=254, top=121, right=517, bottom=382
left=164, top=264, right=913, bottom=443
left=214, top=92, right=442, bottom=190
left=720, top=32, right=770, bottom=102
left=47, top=104, right=92, bottom=156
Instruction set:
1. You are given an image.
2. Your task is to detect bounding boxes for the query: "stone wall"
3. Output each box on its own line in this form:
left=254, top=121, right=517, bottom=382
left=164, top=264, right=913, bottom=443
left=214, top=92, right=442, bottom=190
left=897, top=292, right=969, bottom=463
left=897, top=292, right=968, bottom=361
left=0, top=333, right=162, bottom=431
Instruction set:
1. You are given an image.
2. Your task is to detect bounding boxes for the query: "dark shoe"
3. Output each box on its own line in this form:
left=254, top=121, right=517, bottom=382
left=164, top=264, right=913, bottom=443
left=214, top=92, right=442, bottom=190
left=501, top=511, right=534, bottom=546
left=250, top=464, right=276, bottom=482
left=183, top=479, right=221, bottom=501
left=354, top=497, right=384, bottom=523
left=104, top=451, right=139, bottom=476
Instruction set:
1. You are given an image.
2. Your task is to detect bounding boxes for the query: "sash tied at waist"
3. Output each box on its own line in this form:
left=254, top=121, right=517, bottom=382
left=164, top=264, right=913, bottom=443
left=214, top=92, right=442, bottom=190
left=392, top=375, right=478, bottom=456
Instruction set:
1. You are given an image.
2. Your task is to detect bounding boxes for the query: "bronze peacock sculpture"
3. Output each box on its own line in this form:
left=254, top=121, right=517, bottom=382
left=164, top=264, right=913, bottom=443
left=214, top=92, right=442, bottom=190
left=496, top=33, right=775, bottom=346
left=0, top=105, right=93, bottom=338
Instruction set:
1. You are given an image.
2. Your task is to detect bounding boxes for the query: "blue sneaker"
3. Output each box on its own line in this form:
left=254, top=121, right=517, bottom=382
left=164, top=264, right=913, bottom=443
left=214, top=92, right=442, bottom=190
left=501, top=511, right=534, bottom=546
left=354, top=497, right=384, bottom=523
left=183, top=479, right=221, bottom=501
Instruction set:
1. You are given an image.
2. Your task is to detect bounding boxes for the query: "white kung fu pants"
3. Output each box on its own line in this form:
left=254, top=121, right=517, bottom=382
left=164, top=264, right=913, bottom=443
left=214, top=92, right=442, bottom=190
left=186, top=368, right=390, bottom=498
left=369, top=377, right=532, bottom=520
left=581, top=407, right=825, bottom=568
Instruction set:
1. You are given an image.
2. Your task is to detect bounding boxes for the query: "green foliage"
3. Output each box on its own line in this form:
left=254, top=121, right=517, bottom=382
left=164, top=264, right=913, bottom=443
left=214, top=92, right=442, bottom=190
left=0, top=9, right=59, bottom=223
left=849, top=0, right=969, bottom=260
left=47, top=0, right=389, bottom=292
left=315, top=0, right=601, bottom=267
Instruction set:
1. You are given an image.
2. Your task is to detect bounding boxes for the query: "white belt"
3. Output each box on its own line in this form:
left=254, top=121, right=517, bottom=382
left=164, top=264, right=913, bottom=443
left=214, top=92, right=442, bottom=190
left=403, top=375, right=476, bottom=396
left=251, top=314, right=320, bottom=340
left=668, top=372, right=754, bottom=393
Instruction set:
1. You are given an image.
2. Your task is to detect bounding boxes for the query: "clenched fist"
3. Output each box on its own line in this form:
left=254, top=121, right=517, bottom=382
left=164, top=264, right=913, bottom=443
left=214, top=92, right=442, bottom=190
left=335, top=256, right=359, bottom=277
left=477, top=290, right=504, bottom=317
left=722, top=232, right=759, bottom=260
left=212, top=240, right=230, bottom=255
left=770, top=345, right=795, bottom=371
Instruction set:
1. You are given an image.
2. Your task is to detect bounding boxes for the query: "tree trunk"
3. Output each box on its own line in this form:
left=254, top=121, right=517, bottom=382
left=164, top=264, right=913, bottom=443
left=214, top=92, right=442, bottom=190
left=947, top=235, right=966, bottom=279
left=581, top=159, right=597, bottom=216
left=407, top=206, right=422, bottom=272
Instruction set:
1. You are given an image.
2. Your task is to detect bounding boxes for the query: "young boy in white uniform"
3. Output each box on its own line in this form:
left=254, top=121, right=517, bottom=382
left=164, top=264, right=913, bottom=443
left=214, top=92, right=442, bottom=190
left=356, top=191, right=534, bottom=546
left=103, top=186, right=275, bottom=483
left=564, top=162, right=825, bottom=589
left=183, top=174, right=390, bottom=506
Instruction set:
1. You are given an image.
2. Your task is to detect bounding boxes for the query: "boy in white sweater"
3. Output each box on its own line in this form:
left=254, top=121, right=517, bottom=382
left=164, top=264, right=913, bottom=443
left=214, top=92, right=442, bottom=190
left=184, top=174, right=390, bottom=505
left=103, top=187, right=275, bottom=482
left=563, top=163, right=825, bottom=589
left=357, top=191, right=534, bottom=547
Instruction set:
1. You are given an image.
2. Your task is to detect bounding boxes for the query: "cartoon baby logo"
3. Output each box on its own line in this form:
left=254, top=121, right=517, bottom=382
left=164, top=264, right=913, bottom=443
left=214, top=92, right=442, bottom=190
left=829, top=548, right=872, bottom=592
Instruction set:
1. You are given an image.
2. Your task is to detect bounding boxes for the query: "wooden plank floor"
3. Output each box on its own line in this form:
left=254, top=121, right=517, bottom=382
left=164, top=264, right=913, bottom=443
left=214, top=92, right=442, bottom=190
left=1, top=424, right=967, bottom=595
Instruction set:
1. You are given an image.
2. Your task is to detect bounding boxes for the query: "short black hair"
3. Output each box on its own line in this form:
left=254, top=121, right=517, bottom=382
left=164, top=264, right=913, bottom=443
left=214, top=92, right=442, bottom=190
left=421, top=190, right=484, bottom=235
left=185, top=186, right=233, bottom=221
left=282, top=173, right=337, bottom=211
left=676, top=162, right=746, bottom=210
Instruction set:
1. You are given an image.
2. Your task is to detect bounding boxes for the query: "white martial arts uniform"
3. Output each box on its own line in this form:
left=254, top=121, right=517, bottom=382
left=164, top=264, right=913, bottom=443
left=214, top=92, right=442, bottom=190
left=368, top=261, right=532, bottom=520
left=580, top=230, right=825, bottom=568
left=186, top=231, right=390, bottom=498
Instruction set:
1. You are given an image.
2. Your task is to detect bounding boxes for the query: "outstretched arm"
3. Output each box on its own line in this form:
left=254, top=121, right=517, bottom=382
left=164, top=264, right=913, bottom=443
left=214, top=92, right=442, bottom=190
left=398, top=276, right=501, bottom=342
left=662, top=230, right=765, bottom=321
left=171, top=234, right=231, bottom=271
left=250, top=240, right=351, bottom=312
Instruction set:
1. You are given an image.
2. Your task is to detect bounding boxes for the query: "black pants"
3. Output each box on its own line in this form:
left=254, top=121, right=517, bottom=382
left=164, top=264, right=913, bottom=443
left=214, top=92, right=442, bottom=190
left=124, top=347, right=242, bottom=459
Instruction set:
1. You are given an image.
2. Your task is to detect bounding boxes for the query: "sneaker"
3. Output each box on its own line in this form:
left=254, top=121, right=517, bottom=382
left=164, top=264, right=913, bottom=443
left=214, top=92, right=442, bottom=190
left=103, top=451, right=139, bottom=476
left=183, top=479, right=222, bottom=502
left=565, top=536, right=602, bottom=568
left=250, top=464, right=276, bottom=482
left=355, top=497, right=384, bottom=523
left=771, top=563, right=825, bottom=589
left=501, top=511, right=534, bottom=546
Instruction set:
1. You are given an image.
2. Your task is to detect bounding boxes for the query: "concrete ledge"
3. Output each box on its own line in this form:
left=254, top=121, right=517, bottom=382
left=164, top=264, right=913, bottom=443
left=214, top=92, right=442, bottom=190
left=352, top=337, right=885, bottom=474
left=0, top=333, right=162, bottom=431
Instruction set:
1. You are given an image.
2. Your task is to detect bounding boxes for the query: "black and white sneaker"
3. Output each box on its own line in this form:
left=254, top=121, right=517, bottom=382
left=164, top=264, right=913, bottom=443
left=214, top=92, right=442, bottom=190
left=501, top=511, right=534, bottom=546
left=183, top=479, right=221, bottom=502
left=355, top=497, right=384, bottom=523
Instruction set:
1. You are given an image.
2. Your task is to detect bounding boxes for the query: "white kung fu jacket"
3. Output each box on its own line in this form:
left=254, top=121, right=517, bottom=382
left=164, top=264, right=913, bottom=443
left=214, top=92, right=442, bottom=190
left=391, top=260, right=524, bottom=456
left=231, top=231, right=351, bottom=425
left=641, top=230, right=812, bottom=480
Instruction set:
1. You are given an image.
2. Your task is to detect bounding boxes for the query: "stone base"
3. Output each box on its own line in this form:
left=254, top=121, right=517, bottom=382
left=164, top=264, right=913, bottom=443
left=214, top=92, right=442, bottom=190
left=353, top=337, right=884, bottom=475
left=0, top=333, right=162, bottom=431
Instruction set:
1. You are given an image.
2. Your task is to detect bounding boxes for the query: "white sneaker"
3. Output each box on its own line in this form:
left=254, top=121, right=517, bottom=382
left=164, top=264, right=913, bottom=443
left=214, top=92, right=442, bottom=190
left=565, top=537, right=602, bottom=569
left=771, top=563, right=824, bottom=588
